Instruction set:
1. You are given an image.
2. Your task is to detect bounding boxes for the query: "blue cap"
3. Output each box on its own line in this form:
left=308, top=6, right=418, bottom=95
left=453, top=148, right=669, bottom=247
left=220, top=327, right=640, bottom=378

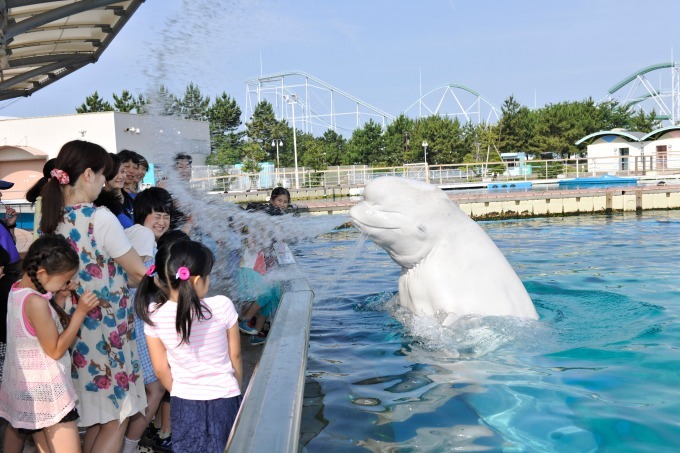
left=0, top=179, right=14, bottom=190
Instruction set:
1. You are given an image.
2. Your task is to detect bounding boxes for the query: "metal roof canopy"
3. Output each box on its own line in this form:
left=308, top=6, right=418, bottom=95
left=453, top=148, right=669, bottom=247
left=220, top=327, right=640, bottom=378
left=0, top=0, right=145, bottom=102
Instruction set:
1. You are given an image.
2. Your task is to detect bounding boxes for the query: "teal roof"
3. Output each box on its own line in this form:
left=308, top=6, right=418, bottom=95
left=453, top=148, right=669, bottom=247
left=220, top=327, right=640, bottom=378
left=641, top=126, right=680, bottom=141
left=575, top=130, right=643, bottom=146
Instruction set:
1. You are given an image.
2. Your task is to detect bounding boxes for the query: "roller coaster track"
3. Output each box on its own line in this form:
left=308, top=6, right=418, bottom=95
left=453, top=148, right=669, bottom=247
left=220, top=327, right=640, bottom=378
left=245, top=71, right=395, bottom=135
left=606, top=62, right=680, bottom=125
left=401, top=83, right=500, bottom=123
left=245, top=71, right=499, bottom=136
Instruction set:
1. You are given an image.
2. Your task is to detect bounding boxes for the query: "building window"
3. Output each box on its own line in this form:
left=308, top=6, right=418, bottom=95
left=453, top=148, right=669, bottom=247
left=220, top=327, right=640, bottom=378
left=619, top=148, right=629, bottom=171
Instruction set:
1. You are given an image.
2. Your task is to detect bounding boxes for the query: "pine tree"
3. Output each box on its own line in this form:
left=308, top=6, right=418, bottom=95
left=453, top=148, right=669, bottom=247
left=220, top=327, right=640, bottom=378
left=246, top=100, right=285, bottom=161
left=205, top=92, right=244, bottom=166
left=112, top=90, right=137, bottom=113
left=180, top=82, right=210, bottom=121
left=75, top=91, right=113, bottom=113
left=154, top=85, right=180, bottom=116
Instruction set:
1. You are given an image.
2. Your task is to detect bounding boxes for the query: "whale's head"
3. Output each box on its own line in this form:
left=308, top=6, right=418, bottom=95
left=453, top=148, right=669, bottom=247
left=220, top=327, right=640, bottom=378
left=350, top=177, right=459, bottom=268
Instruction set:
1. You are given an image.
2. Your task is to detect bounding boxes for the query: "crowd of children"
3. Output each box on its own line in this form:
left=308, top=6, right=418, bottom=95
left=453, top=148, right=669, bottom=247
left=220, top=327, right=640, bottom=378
left=0, top=140, right=292, bottom=452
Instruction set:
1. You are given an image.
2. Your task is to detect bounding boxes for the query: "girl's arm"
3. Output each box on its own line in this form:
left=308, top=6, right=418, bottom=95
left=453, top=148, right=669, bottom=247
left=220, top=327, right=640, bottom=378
left=114, top=248, right=147, bottom=287
left=146, top=335, right=173, bottom=391
left=227, top=323, right=242, bottom=389
left=25, top=290, right=99, bottom=360
left=53, top=280, right=79, bottom=308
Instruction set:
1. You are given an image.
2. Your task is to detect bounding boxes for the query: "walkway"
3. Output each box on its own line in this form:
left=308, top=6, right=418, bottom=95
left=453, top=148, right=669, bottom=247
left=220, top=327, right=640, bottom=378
left=292, top=183, right=680, bottom=219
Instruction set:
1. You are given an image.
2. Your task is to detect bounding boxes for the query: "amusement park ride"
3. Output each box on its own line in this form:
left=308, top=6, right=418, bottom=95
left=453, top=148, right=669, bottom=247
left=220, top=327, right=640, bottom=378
left=245, top=63, right=680, bottom=135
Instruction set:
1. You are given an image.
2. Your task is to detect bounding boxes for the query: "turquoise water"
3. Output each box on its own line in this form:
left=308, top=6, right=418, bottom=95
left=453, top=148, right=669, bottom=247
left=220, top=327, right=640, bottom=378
left=295, top=211, right=680, bottom=452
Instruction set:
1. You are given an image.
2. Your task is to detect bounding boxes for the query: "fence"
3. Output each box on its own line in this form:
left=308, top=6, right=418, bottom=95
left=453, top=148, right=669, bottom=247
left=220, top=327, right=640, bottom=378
left=190, top=151, right=680, bottom=192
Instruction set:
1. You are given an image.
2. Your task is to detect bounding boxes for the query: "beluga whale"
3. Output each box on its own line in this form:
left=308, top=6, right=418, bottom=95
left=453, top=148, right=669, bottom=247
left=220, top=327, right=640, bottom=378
left=349, top=177, right=538, bottom=325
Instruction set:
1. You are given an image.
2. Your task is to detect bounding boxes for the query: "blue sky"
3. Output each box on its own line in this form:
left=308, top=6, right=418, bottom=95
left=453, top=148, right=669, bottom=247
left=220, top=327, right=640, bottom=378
left=1, top=0, right=679, bottom=121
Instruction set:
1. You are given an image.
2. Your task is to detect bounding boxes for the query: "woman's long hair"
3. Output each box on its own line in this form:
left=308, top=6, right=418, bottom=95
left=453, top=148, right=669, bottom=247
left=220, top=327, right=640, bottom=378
left=25, top=158, right=56, bottom=204
left=40, top=141, right=112, bottom=234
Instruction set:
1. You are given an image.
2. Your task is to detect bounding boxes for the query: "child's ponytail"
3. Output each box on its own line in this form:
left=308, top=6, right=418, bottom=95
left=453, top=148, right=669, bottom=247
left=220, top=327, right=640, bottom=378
left=134, top=229, right=191, bottom=325
left=163, top=240, right=215, bottom=345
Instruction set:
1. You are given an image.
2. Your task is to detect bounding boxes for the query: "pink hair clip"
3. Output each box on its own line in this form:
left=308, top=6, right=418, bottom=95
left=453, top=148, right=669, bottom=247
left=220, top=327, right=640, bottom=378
left=50, top=168, right=70, bottom=185
left=176, top=266, right=190, bottom=281
left=146, top=265, right=156, bottom=277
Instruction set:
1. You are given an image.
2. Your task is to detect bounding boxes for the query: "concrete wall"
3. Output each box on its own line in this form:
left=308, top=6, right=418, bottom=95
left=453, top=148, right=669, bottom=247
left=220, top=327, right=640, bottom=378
left=0, top=112, right=210, bottom=164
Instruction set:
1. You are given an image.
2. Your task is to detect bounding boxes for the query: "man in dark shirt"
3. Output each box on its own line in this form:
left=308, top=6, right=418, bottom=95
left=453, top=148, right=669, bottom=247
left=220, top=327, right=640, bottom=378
left=0, top=178, right=20, bottom=358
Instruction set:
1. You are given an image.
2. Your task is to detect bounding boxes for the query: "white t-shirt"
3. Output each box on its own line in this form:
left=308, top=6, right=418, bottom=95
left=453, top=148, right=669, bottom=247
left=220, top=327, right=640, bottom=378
left=145, top=295, right=240, bottom=400
left=125, top=224, right=156, bottom=260
left=94, top=208, right=133, bottom=259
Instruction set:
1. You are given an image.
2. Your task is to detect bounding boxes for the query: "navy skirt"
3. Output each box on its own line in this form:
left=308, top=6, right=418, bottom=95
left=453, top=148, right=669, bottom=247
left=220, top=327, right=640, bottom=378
left=170, top=395, right=242, bottom=452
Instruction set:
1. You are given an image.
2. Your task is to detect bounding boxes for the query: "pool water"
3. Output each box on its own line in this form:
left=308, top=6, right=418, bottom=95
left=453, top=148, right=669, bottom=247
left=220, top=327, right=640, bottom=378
left=294, top=211, right=680, bottom=452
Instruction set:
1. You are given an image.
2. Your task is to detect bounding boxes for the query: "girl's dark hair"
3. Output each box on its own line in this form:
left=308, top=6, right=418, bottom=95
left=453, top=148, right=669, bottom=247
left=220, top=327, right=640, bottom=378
left=270, top=187, right=290, bottom=201
left=106, top=153, right=122, bottom=182
left=133, top=187, right=173, bottom=225
left=138, top=155, right=149, bottom=171
left=134, top=229, right=190, bottom=324
left=26, top=158, right=57, bottom=204
left=40, top=141, right=113, bottom=234
left=117, top=149, right=140, bottom=165
left=137, top=239, right=214, bottom=345
left=94, top=188, right=124, bottom=216
left=22, top=234, right=79, bottom=329
left=173, top=153, right=192, bottom=165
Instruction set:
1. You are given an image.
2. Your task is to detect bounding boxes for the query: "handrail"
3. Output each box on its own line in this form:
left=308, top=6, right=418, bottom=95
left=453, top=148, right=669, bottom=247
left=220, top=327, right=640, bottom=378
left=226, top=274, right=314, bottom=452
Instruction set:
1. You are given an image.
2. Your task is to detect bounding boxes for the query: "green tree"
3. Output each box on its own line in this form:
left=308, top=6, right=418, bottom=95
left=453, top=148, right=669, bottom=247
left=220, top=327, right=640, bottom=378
left=345, top=119, right=385, bottom=165
left=133, top=93, right=150, bottom=114
left=497, top=95, right=534, bottom=155
left=408, top=115, right=466, bottom=165
left=627, top=109, right=661, bottom=133
left=112, top=90, right=137, bottom=113
left=383, top=114, right=415, bottom=165
left=319, top=129, right=346, bottom=166
left=75, top=91, right=113, bottom=113
left=205, top=92, right=244, bottom=166
left=180, top=82, right=210, bottom=120
left=154, top=85, right=180, bottom=116
left=246, top=100, right=282, bottom=160
left=241, top=141, right=265, bottom=187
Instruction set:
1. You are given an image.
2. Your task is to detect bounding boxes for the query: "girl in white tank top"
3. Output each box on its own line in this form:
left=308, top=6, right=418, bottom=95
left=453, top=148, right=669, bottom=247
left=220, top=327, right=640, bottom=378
left=0, top=235, right=99, bottom=453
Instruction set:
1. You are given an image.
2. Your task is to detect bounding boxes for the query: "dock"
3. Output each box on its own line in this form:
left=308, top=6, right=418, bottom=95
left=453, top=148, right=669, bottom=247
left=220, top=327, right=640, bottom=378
left=289, top=184, right=680, bottom=219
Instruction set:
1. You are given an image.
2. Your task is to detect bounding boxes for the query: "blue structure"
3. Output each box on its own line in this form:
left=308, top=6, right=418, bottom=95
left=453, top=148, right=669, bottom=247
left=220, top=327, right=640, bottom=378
left=488, top=181, right=533, bottom=190
left=558, top=174, right=637, bottom=189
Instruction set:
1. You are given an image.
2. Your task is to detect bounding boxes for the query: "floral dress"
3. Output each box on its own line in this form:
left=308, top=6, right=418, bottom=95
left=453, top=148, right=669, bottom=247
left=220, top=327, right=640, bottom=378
left=56, top=204, right=146, bottom=426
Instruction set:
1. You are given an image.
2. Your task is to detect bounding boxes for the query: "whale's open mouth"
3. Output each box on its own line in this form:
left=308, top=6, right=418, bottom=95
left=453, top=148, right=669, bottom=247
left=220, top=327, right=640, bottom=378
left=351, top=218, right=401, bottom=231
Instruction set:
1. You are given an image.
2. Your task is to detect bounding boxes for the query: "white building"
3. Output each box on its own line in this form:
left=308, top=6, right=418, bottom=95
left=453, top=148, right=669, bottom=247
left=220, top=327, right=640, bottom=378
left=0, top=112, right=209, bottom=200
left=576, top=126, right=680, bottom=175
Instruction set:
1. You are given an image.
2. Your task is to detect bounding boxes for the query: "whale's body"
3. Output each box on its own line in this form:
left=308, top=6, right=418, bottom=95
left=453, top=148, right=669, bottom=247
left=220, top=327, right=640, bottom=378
left=349, top=177, right=538, bottom=325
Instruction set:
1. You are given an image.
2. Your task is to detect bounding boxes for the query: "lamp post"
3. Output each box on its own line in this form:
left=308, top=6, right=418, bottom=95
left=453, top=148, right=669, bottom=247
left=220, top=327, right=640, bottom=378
left=285, top=94, right=300, bottom=189
left=422, top=140, right=429, bottom=183
left=271, top=139, right=283, bottom=184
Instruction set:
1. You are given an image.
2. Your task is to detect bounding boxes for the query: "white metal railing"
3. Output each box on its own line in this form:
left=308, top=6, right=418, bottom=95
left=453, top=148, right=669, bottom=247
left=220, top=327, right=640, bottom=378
left=192, top=152, right=680, bottom=192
